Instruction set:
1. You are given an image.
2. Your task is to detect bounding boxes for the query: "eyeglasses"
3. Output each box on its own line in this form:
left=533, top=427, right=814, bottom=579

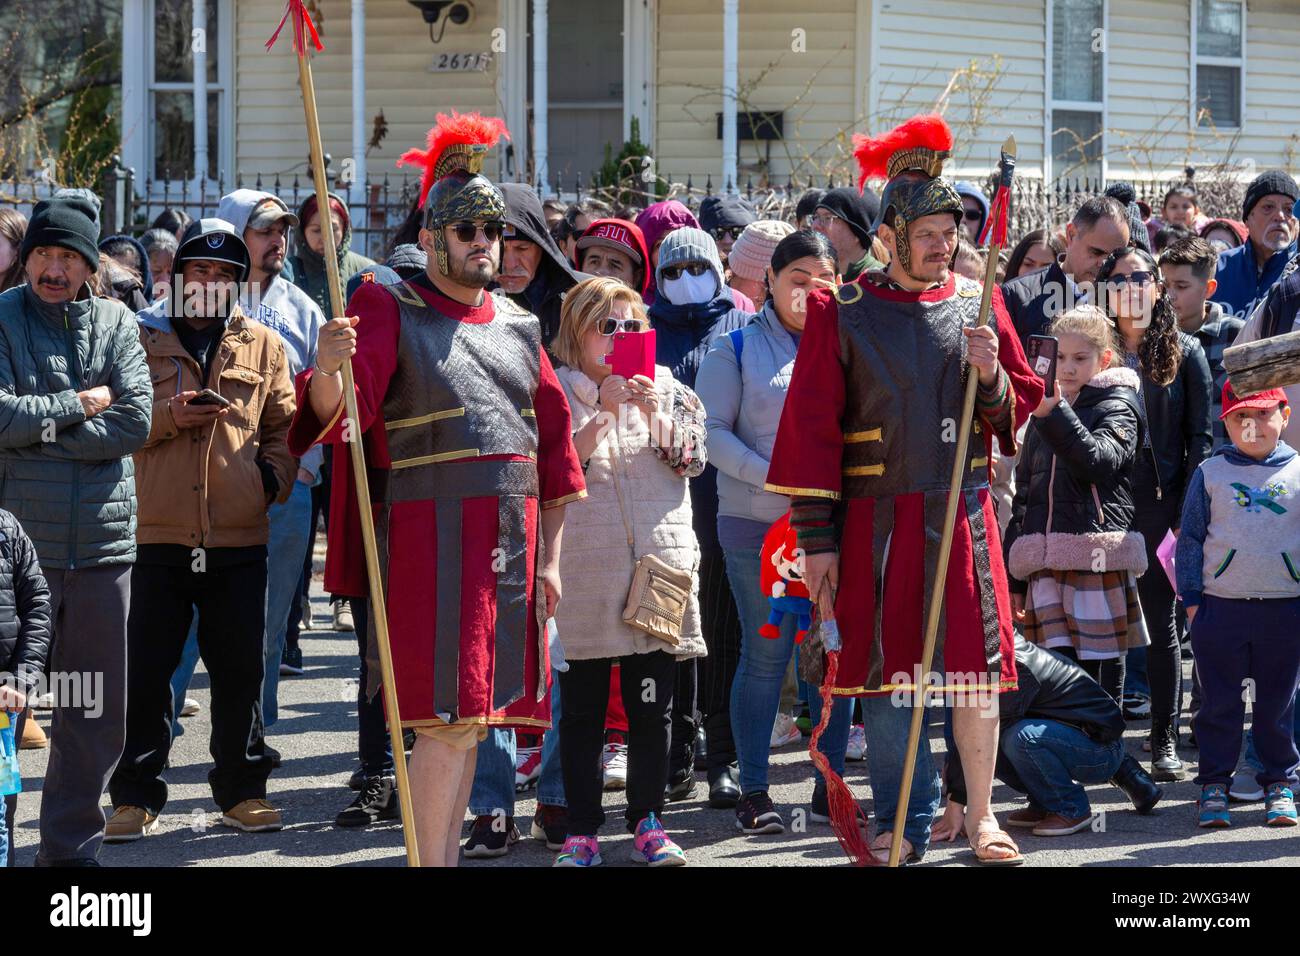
left=1106, top=270, right=1155, bottom=288
left=710, top=225, right=745, bottom=241
left=811, top=212, right=837, bottom=228
left=597, top=316, right=646, bottom=336
left=963, top=209, right=984, bottom=221
left=660, top=261, right=711, bottom=281
left=450, top=221, right=504, bottom=243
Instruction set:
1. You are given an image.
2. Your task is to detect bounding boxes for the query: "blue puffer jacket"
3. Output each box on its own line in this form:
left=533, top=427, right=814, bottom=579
left=0, top=284, right=152, bottom=569
left=1210, top=238, right=1298, bottom=320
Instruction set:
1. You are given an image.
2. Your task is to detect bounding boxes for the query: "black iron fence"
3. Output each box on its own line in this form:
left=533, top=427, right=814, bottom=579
left=2, top=164, right=1248, bottom=261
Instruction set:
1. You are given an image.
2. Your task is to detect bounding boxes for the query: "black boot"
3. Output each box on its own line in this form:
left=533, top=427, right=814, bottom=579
left=707, top=764, right=741, bottom=809
left=1150, top=721, right=1185, bottom=782
left=1110, top=754, right=1162, bottom=813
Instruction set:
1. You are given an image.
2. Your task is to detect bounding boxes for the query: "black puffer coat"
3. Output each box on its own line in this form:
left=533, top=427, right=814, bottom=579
left=0, top=508, right=52, bottom=692
left=1004, top=365, right=1147, bottom=592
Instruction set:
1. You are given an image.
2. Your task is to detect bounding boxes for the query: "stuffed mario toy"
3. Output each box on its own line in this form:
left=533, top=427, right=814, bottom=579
left=759, top=512, right=813, bottom=643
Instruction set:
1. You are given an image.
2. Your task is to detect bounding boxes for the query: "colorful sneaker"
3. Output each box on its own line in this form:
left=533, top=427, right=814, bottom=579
left=845, top=724, right=867, bottom=761
left=629, top=813, right=687, bottom=866
left=515, top=745, right=542, bottom=791
left=1266, top=784, right=1298, bottom=827
left=602, top=742, right=628, bottom=790
left=1197, top=785, right=1231, bottom=828
left=554, top=834, right=602, bottom=867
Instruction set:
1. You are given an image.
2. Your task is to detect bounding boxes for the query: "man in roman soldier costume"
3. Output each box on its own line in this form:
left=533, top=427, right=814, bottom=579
left=288, top=111, right=586, bottom=866
left=765, top=115, right=1044, bottom=864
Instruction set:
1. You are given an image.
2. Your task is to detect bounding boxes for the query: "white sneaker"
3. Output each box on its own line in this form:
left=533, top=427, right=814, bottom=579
left=1229, top=768, right=1265, bottom=802
left=180, top=697, right=201, bottom=718
left=846, top=724, right=867, bottom=761
left=770, top=712, right=802, bottom=749
left=333, top=600, right=355, bottom=632
left=602, top=742, right=628, bottom=790
left=300, top=595, right=314, bottom=631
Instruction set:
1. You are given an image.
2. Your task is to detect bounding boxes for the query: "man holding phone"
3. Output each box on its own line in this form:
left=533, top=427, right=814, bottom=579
left=106, top=220, right=297, bottom=841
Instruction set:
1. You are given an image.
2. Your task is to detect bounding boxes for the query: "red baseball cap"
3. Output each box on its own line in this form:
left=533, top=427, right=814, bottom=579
left=576, top=219, right=645, bottom=268
left=1220, top=381, right=1289, bottom=420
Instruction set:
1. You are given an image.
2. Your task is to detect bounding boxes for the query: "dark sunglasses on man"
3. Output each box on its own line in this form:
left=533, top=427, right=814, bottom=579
left=710, top=225, right=745, bottom=241
left=1106, top=270, right=1155, bottom=288
left=661, top=261, right=711, bottom=281
left=450, top=220, right=504, bottom=243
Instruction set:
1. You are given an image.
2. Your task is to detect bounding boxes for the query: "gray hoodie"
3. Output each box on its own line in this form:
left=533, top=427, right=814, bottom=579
left=216, top=189, right=325, bottom=478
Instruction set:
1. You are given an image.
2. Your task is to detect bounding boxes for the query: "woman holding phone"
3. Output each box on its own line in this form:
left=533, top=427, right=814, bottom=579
left=548, top=276, right=709, bottom=866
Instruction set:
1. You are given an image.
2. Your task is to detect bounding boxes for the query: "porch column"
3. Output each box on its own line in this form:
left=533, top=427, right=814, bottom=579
left=193, top=0, right=208, bottom=186
left=721, top=0, right=738, bottom=194
left=532, top=0, right=550, bottom=196
left=352, top=0, right=368, bottom=205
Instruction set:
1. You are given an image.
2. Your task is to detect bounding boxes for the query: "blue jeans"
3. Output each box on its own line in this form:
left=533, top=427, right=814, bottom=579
left=998, top=719, right=1125, bottom=818
left=263, top=480, right=313, bottom=727
left=726, top=546, right=851, bottom=794
left=169, top=618, right=201, bottom=737
left=861, top=694, right=942, bottom=856
left=1125, top=645, right=1150, bottom=697
left=1242, top=711, right=1300, bottom=774
left=468, top=675, right=566, bottom=816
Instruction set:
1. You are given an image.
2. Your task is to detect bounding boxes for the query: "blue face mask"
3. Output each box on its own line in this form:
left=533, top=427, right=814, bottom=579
left=661, top=270, right=718, bottom=306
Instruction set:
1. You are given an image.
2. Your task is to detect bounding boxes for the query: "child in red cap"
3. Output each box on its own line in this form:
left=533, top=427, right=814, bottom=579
left=1177, top=382, right=1300, bottom=828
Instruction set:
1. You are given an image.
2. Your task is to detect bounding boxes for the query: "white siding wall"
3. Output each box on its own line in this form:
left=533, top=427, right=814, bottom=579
left=653, top=0, right=859, bottom=184
left=871, top=0, right=1047, bottom=177
left=234, top=0, right=505, bottom=183
left=1240, top=0, right=1300, bottom=173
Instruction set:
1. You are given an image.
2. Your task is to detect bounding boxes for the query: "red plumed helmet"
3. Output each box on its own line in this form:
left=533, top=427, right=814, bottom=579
left=852, top=113, right=954, bottom=191
left=398, top=111, right=510, bottom=208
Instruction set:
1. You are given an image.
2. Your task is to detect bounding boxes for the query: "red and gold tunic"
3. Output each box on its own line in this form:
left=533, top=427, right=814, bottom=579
left=765, top=271, right=1042, bottom=696
left=289, top=277, right=585, bottom=729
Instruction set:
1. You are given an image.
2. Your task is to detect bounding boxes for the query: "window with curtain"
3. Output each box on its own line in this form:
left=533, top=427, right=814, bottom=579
left=1195, top=0, right=1243, bottom=128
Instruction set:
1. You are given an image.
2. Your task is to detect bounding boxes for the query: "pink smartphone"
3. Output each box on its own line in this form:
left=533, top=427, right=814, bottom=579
left=606, top=329, right=656, bottom=382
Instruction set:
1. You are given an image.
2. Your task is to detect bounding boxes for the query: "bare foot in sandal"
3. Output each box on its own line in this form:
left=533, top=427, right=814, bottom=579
left=869, top=831, right=915, bottom=865
left=968, top=818, right=1023, bottom=865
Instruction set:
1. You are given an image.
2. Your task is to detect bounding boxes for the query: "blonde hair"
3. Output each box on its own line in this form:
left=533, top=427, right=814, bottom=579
left=1047, top=305, right=1122, bottom=369
left=552, top=275, right=649, bottom=371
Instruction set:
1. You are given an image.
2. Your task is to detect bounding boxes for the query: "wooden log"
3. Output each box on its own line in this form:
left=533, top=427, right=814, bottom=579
left=1222, top=329, right=1300, bottom=395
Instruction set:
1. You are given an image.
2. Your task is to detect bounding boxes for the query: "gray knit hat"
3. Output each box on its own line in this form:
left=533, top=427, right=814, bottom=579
left=655, top=226, right=724, bottom=299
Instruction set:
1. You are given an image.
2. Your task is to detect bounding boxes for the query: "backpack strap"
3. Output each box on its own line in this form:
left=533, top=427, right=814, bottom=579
left=729, top=327, right=745, bottom=371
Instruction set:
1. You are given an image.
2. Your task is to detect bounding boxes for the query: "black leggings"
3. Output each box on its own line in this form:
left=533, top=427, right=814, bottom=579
left=560, top=650, right=677, bottom=836
left=1057, top=647, right=1126, bottom=705
left=1132, top=487, right=1182, bottom=735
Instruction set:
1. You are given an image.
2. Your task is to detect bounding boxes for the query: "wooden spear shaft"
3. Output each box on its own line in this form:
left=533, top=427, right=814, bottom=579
left=888, top=137, right=1016, bottom=868
left=295, top=52, right=420, bottom=868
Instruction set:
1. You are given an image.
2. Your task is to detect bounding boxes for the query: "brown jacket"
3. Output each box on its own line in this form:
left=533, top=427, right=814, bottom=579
left=134, top=303, right=296, bottom=549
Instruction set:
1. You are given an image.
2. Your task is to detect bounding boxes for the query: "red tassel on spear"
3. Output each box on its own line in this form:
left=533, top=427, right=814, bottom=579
left=266, top=0, right=421, bottom=868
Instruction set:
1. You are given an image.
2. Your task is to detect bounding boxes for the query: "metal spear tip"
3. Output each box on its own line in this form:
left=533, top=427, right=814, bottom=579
left=1001, top=135, right=1017, bottom=159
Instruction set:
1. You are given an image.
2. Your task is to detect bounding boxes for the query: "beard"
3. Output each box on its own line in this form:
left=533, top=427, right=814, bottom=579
left=448, top=248, right=496, bottom=288
left=260, top=251, right=284, bottom=278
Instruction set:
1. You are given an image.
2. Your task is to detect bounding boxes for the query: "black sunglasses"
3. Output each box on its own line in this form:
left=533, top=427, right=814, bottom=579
left=1106, top=270, right=1155, bottom=287
left=450, top=221, right=504, bottom=243
left=661, top=261, right=711, bottom=281
left=963, top=209, right=983, bottom=221
left=710, top=225, right=745, bottom=241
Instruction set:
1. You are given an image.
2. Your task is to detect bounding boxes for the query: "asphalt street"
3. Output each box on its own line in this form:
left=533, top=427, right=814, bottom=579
left=10, top=558, right=1299, bottom=868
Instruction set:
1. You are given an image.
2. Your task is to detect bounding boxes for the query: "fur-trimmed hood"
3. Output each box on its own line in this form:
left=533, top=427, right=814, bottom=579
left=1084, top=365, right=1140, bottom=391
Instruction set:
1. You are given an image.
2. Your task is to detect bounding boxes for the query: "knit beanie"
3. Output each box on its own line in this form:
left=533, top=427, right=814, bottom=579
left=20, top=196, right=101, bottom=272
left=655, top=227, right=725, bottom=297
left=698, top=195, right=756, bottom=234
left=1243, top=170, right=1300, bottom=220
left=727, top=220, right=795, bottom=281
left=1104, top=182, right=1151, bottom=254
left=817, top=187, right=880, bottom=246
